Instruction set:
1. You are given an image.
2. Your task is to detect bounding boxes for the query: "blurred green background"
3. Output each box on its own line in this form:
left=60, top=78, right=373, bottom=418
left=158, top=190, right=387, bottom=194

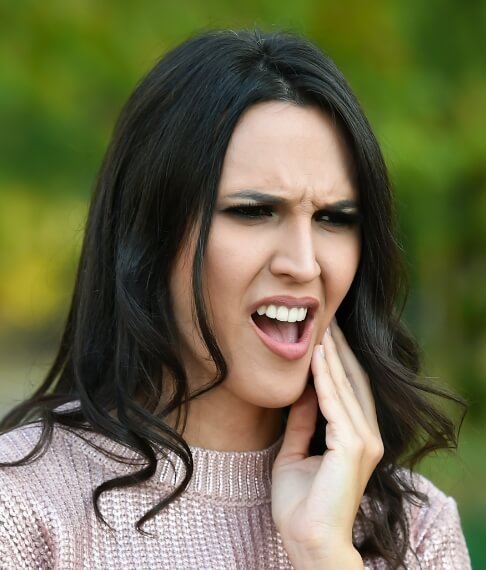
left=1, top=0, right=485, bottom=564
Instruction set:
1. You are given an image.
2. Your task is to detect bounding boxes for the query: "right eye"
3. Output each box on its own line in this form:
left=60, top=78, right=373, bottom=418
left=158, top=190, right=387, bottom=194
left=224, top=205, right=274, bottom=219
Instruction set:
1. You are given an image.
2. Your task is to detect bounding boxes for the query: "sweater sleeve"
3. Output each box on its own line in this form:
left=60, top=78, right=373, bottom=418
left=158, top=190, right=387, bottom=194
left=413, top=494, right=472, bottom=569
left=0, top=485, right=55, bottom=569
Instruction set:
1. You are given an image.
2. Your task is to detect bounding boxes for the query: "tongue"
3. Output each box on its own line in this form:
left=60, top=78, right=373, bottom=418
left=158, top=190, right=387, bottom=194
left=253, top=313, right=300, bottom=344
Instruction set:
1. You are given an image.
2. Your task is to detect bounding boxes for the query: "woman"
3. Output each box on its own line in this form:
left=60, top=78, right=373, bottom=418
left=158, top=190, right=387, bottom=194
left=0, top=28, right=471, bottom=569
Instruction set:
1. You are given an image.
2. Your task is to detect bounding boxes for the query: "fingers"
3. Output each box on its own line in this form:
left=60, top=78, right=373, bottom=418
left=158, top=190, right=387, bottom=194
left=275, top=383, right=319, bottom=466
left=311, top=342, right=363, bottom=452
left=322, top=326, right=379, bottom=446
left=329, top=319, right=380, bottom=435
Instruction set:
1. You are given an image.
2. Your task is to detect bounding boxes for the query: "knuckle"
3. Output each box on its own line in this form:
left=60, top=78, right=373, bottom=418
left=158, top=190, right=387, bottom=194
left=368, top=437, right=385, bottom=460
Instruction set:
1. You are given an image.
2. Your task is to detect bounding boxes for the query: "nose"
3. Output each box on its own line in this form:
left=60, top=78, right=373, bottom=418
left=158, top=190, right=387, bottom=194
left=269, top=220, right=321, bottom=282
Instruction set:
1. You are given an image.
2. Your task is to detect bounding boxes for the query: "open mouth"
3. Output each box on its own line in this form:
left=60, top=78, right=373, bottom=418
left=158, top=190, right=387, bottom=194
left=249, top=308, right=316, bottom=360
left=250, top=311, right=309, bottom=344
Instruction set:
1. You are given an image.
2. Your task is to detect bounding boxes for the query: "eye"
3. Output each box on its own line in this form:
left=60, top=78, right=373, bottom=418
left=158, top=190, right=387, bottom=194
left=224, top=204, right=274, bottom=219
left=224, top=203, right=362, bottom=228
left=315, top=211, right=362, bottom=227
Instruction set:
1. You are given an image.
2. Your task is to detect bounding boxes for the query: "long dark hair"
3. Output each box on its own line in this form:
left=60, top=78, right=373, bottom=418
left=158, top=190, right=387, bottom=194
left=0, top=28, right=468, bottom=569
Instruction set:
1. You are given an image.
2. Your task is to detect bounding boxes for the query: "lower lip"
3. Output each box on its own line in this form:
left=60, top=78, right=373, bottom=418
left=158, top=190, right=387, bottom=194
left=249, top=312, right=315, bottom=361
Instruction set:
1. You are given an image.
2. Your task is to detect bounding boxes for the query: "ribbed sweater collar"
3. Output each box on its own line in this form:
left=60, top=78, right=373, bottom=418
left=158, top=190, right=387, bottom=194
left=54, top=400, right=285, bottom=505
left=157, top=434, right=284, bottom=504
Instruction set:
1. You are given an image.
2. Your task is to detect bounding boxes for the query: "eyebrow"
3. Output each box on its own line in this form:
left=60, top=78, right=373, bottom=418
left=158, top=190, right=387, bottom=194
left=225, top=190, right=359, bottom=210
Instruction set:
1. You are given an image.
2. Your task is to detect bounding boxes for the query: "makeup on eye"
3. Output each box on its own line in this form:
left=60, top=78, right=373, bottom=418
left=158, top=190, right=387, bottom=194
left=222, top=202, right=362, bottom=227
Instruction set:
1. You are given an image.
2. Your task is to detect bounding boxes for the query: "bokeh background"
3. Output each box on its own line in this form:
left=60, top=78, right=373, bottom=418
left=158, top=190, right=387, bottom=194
left=1, top=0, right=485, bottom=564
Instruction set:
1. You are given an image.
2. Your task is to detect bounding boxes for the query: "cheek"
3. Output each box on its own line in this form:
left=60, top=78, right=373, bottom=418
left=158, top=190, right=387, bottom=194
left=204, top=222, right=260, bottom=302
left=321, top=236, right=361, bottom=302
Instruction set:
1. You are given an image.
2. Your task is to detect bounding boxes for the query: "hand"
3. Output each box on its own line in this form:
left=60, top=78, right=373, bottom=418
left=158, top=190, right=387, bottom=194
left=271, top=317, right=384, bottom=563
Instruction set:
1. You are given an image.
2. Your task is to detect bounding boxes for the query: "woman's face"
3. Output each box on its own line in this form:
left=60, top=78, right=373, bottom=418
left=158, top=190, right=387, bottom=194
left=170, top=101, right=361, bottom=418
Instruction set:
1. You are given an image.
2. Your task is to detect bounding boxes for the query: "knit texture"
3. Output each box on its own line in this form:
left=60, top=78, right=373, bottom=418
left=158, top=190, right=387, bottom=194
left=0, top=401, right=471, bottom=569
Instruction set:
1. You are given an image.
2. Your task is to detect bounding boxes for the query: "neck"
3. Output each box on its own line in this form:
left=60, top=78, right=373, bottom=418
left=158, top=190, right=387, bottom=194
left=164, top=393, right=285, bottom=451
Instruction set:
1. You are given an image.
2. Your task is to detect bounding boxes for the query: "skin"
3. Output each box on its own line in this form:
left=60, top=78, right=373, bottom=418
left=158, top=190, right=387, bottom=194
left=165, top=100, right=362, bottom=452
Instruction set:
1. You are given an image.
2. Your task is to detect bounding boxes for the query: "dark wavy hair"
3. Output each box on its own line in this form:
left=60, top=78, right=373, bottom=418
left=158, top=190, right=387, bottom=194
left=0, top=27, right=468, bottom=569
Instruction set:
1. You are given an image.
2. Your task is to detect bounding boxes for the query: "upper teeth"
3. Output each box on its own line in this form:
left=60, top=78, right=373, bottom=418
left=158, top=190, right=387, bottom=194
left=256, top=304, right=308, bottom=322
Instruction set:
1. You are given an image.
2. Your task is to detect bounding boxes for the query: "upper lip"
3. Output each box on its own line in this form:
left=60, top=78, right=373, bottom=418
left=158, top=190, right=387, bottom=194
left=249, top=295, right=320, bottom=318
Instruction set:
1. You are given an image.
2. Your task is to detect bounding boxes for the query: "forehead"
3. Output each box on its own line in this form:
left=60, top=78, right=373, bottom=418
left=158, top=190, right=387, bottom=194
left=218, top=101, right=357, bottom=203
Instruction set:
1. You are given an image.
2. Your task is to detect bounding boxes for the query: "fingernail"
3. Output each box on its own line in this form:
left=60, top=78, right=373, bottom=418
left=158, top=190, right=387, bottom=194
left=325, top=326, right=331, bottom=337
left=318, top=344, right=325, bottom=357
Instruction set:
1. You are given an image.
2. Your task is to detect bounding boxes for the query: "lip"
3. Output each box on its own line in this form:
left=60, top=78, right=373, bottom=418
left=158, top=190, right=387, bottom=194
left=249, top=308, right=316, bottom=361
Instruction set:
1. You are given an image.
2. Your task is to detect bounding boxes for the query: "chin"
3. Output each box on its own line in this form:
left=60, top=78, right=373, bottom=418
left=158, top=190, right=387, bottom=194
left=235, top=375, right=308, bottom=409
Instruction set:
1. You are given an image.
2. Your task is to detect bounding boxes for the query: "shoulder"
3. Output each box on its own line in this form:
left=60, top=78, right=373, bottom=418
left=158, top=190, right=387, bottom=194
left=357, top=467, right=471, bottom=568
left=0, top=412, right=149, bottom=515
left=0, top=423, right=60, bottom=567
left=0, top=400, right=110, bottom=487
left=395, top=467, right=460, bottom=525
left=0, top=417, right=124, bottom=567
left=0, top=419, right=86, bottom=503
left=0, top=416, right=119, bottom=495
left=0, top=420, right=81, bottom=482
left=0, top=421, right=44, bottom=462
left=395, top=467, right=472, bottom=568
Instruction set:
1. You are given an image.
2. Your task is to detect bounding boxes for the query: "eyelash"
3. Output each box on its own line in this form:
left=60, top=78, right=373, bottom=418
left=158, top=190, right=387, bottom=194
left=224, top=203, right=362, bottom=228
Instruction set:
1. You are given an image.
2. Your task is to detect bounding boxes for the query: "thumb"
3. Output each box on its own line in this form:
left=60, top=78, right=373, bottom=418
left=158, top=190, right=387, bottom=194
left=274, top=383, right=318, bottom=467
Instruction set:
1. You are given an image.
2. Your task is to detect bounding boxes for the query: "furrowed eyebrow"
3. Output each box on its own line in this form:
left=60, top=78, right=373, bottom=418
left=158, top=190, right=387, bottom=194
left=225, top=190, right=359, bottom=210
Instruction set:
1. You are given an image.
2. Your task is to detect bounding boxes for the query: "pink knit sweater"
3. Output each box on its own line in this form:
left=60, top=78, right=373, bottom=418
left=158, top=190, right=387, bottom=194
left=0, top=402, right=471, bottom=569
